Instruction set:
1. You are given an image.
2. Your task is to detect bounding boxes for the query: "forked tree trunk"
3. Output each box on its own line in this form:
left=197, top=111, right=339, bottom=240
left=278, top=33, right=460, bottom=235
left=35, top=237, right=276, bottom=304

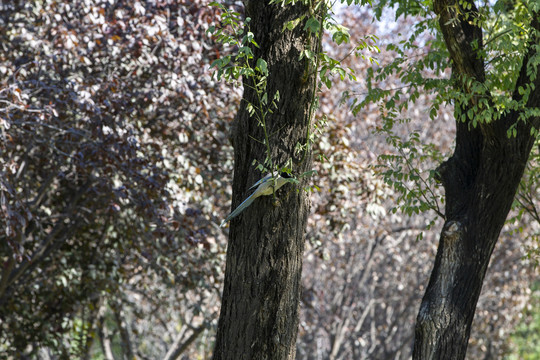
left=213, top=2, right=316, bottom=359
left=413, top=2, right=540, bottom=359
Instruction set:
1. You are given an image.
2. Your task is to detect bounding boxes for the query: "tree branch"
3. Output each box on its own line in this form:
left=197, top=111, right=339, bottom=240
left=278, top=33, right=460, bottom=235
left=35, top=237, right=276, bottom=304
left=163, top=324, right=208, bottom=360
left=512, top=13, right=540, bottom=129
left=433, top=0, right=485, bottom=82
left=112, top=301, right=134, bottom=360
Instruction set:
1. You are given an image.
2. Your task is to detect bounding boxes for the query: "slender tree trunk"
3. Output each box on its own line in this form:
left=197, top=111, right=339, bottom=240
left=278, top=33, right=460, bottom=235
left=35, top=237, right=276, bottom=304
left=413, top=2, right=540, bottom=359
left=213, top=2, right=316, bottom=359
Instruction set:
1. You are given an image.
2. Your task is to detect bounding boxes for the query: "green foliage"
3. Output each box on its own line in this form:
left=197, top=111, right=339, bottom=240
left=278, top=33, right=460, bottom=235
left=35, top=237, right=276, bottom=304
left=207, top=4, right=258, bottom=81
left=376, top=126, right=445, bottom=219
left=209, top=0, right=378, bottom=181
left=504, top=282, right=540, bottom=359
left=208, top=2, right=281, bottom=173
left=350, top=0, right=540, bottom=225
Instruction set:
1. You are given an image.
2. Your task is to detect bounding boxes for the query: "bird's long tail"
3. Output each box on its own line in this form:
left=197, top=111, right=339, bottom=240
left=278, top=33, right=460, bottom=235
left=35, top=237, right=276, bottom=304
left=220, top=193, right=256, bottom=227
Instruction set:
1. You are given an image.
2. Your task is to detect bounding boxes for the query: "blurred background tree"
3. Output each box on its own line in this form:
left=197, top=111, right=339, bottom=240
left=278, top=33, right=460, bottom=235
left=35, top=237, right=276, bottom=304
left=0, top=0, right=237, bottom=358
left=0, top=1, right=537, bottom=359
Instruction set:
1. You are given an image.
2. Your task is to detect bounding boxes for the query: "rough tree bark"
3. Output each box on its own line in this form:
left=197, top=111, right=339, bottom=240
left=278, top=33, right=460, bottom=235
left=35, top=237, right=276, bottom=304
left=413, top=2, right=540, bottom=359
left=213, top=2, right=316, bottom=359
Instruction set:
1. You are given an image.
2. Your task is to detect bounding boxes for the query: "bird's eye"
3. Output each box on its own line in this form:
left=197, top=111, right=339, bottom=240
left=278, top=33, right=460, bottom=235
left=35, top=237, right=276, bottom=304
left=280, top=172, right=292, bottom=178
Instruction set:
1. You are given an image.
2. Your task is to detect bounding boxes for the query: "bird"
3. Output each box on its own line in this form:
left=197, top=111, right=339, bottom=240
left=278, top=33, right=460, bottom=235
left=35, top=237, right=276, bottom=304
left=220, top=172, right=294, bottom=227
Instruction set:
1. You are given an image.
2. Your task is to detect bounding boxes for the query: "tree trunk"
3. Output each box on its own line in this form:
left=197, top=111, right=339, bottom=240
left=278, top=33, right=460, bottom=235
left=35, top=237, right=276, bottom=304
left=413, top=2, right=540, bottom=359
left=213, top=2, right=316, bottom=359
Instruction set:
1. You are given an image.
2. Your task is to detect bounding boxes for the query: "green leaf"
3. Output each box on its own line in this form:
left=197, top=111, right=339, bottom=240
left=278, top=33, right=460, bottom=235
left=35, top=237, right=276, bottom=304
left=304, top=17, right=321, bottom=34
left=256, top=58, right=268, bottom=75
left=283, top=16, right=304, bottom=31
left=430, top=107, right=437, bottom=119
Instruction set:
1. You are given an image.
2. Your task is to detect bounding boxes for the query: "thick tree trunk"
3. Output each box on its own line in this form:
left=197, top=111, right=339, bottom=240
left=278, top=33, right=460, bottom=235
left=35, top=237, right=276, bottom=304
left=413, top=2, right=540, bottom=359
left=213, top=2, right=316, bottom=360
